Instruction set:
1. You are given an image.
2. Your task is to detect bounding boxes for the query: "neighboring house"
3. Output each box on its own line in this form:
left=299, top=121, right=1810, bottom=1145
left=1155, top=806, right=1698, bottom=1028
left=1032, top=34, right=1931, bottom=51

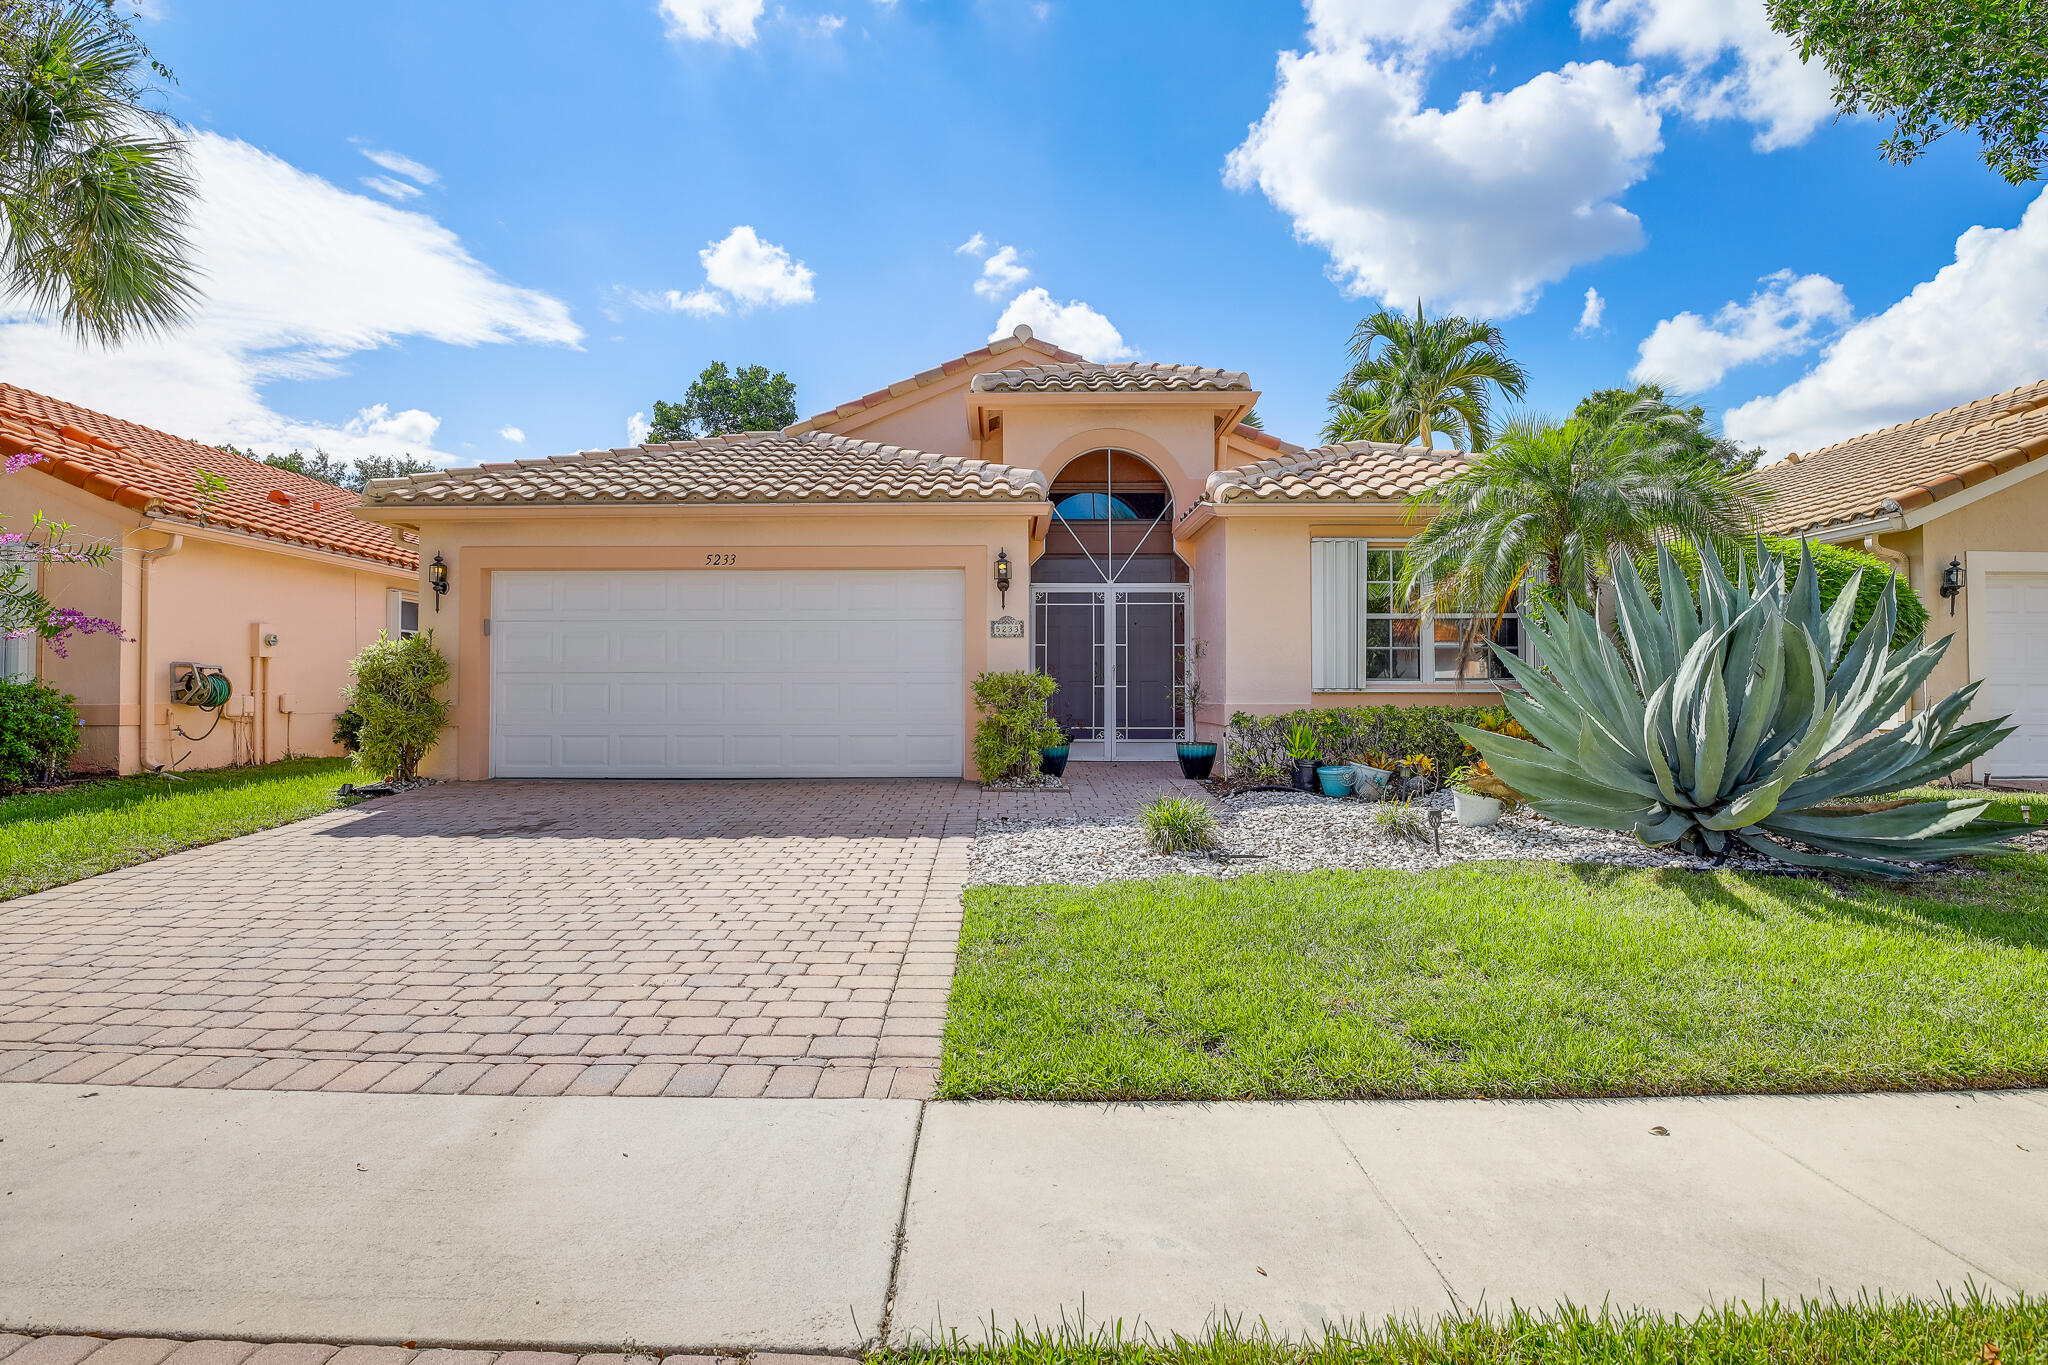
left=0, top=385, right=420, bottom=774
left=355, top=325, right=1504, bottom=782
left=1756, top=381, right=2048, bottom=780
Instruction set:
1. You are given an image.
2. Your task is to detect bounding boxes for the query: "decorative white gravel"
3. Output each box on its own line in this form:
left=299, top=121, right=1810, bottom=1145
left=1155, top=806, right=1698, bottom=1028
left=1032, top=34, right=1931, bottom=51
left=967, top=789, right=2041, bottom=887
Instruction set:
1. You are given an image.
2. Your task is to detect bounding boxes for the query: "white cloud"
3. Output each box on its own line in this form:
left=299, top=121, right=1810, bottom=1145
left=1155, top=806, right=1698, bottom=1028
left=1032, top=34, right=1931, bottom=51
left=1574, top=0, right=1835, bottom=150
left=955, top=232, right=988, bottom=256
left=991, top=288, right=1135, bottom=360
left=1225, top=17, right=1662, bottom=316
left=1728, top=190, right=2048, bottom=456
left=973, top=245, right=1031, bottom=300
left=499, top=425, right=526, bottom=443
left=1632, top=268, right=1851, bottom=391
left=1577, top=286, right=1606, bottom=333
left=1307, top=0, right=1527, bottom=58
left=621, top=226, right=813, bottom=319
left=657, top=0, right=763, bottom=45
left=358, top=146, right=438, bottom=187
left=700, top=225, right=815, bottom=308
left=627, top=411, right=653, bottom=445
left=812, top=13, right=846, bottom=33
left=359, top=175, right=421, bottom=202
left=0, top=131, right=580, bottom=463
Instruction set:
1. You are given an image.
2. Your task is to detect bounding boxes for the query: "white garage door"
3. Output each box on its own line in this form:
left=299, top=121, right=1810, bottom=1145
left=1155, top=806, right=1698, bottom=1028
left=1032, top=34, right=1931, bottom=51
left=490, top=569, right=964, bottom=778
left=1982, top=570, right=2048, bottom=776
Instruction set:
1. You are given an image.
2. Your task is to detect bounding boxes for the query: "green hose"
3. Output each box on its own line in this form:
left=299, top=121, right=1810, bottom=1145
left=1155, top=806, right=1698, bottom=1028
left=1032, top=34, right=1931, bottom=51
left=188, top=671, right=232, bottom=709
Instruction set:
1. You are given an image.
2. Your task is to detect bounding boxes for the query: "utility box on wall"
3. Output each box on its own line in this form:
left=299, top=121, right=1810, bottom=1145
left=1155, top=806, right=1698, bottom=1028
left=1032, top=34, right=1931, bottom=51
left=251, top=622, right=279, bottom=656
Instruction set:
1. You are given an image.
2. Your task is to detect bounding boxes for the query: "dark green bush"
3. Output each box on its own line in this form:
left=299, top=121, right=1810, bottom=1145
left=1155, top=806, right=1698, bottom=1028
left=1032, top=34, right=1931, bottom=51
left=971, top=670, right=1064, bottom=783
left=331, top=707, right=363, bottom=754
left=1226, top=704, right=1514, bottom=786
left=1644, top=536, right=1929, bottom=649
left=0, top=678, right=81, bottom=792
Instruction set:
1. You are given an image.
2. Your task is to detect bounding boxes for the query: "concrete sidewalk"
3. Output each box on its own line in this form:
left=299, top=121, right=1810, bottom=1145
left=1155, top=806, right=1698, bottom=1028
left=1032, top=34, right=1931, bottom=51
left=3, top=1085, right=2045, bottom=1352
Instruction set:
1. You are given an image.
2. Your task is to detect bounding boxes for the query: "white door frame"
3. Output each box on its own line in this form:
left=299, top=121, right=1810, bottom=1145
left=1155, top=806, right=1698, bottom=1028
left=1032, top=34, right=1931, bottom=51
left=1031, top=582, right=1189, bottom=761
left=1964, top=550, right=2048, bottom=780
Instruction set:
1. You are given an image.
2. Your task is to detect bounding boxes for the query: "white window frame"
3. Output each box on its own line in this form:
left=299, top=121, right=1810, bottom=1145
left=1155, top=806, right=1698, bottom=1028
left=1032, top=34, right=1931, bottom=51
left=386, top=588, right=420, bottom=640
left=1312, top=537, right=1522, bottom=691
left=1, top=554, right=38, bottom=682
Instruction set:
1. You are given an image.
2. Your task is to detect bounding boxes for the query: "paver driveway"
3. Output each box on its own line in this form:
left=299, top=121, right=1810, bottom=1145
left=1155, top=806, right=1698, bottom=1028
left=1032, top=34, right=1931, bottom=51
left=0, top=780, right=976, bottom=1100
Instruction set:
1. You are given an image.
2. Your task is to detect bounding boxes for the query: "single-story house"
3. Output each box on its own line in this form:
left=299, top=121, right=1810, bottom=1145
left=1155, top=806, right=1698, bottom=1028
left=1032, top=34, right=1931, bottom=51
left=0, top=384, right=420, bottom=773
left=355, top=324, right=1508, bottom=782
left=1755, top=380, right=2048, bottom=780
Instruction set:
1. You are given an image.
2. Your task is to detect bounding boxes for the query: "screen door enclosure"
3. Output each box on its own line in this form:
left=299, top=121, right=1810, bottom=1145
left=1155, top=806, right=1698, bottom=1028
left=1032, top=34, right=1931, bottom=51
left=1032, top=585, right=1188, bottom=760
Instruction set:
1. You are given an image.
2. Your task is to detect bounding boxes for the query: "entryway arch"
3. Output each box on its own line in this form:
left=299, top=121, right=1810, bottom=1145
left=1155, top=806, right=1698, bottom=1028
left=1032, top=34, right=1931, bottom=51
left=1030, top=448, right=1189, bottom=759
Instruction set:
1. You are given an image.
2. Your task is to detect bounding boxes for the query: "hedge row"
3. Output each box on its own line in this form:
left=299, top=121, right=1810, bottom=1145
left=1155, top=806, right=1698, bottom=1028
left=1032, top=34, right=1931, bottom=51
left=1225, top=704, right=1513, bottom=786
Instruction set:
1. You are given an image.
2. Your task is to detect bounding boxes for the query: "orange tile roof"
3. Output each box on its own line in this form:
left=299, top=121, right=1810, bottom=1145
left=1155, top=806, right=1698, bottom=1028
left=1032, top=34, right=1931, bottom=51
left=0, top=384, right=417, bottom=569
left=1756, top=380, right=2048, bottom=534
left=784, top=324, right=1085, bottom=435
left=1201, top=441, right=1470, bottom=507
left=359, top=430, right=1051, bottom=508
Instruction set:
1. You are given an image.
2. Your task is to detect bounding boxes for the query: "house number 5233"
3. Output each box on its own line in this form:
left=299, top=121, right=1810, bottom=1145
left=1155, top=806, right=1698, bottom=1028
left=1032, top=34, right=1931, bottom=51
left=704, top=553, right=737, bottom=566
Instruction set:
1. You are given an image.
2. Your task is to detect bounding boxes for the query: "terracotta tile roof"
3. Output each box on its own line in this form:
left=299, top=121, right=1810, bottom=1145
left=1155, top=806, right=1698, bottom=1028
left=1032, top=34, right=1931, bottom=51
left=1200, top=441, right=1469, bottom=509
left=1227, top=421, right=1303, bottom=457
left=785, top=325, right=1084, bottom=435
left=360, top=429, right=1051, bottom=508
left=971, top=362, right=1252, bottom=394
left=1756, top=380, right=2048, bottom=534
left=0, top=384, right=416, bottom=569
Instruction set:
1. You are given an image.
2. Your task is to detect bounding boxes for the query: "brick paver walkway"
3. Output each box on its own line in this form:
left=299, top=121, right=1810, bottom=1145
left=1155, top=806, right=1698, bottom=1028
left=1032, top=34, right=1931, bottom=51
left=0, top=1336, right=816, bottom=1365
left=973, top=760, right=1205, bottom=824
left=0, top=780, right=972, bottom=1100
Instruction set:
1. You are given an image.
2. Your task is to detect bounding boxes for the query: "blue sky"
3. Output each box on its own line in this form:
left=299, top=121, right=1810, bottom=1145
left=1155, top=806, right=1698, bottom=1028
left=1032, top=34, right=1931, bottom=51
left=4, top=0, right=2042, bottom=464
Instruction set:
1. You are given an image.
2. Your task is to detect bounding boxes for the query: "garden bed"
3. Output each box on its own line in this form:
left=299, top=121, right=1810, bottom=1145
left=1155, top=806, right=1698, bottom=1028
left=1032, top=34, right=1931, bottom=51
left=972, top=788, right=2048, bottom=887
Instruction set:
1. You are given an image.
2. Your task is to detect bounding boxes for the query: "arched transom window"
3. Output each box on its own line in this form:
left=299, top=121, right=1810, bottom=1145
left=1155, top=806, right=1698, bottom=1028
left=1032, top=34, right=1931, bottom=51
left=1034, top=449, right=1189, bottom=584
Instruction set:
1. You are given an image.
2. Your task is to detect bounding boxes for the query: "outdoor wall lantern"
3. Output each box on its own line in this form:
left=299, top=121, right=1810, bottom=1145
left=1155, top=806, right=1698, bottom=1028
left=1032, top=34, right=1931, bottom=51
left=1940, top=556, right=1965, bottom=615
left=429, top=552, right=449, bottom=611
left=994, top=548, right=1013, bottom=607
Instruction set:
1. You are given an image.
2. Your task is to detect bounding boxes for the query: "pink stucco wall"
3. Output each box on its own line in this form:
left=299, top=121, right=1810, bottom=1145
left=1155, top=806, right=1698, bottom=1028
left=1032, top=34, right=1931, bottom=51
left=4, top=466, right=414, bottom=774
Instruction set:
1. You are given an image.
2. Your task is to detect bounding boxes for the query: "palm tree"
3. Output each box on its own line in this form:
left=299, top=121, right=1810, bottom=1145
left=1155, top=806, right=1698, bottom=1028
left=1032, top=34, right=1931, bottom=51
left=1323, top=301, right=1529, bottom=450
left=1400, top=396, right=1770, bottom=616
left=0, top=0, right=199, bottom=344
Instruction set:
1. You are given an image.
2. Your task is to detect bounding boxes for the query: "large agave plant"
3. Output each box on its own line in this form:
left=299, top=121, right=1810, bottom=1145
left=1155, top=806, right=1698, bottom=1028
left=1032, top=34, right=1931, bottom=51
left=1458, top=539, right=2027, bottom=876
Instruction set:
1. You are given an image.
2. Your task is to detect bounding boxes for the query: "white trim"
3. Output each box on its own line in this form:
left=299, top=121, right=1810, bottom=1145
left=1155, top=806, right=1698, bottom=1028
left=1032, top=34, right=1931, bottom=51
left=1901, top=454, right=2048, bottom=532
left=1801, top=512, right=1905, bottom=544
left=1964, top=550, right=2048, bottom=780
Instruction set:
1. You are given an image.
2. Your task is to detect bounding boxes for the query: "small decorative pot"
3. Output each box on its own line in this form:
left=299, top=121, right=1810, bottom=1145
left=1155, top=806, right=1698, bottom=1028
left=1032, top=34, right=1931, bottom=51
left=1453, top=790, right=1504, bottom=827
left=1349, top=763, right=1391, bottom=800
left=1290, top=757, right=1319, bottom=791
left=1316, top=764, right=1354, bottom=798
left=1175, top=741, right=1217, bottom=781
left=1039, top=745, right=1071, bottom=778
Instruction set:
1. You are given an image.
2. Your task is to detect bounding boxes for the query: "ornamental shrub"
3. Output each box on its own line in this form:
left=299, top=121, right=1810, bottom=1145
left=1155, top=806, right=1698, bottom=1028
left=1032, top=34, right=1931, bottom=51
left=0, top=678, right=80, bottom=791
left=1644, top=536, right=1929, bottom=649
left=343, top=630, right=451, bottom=782
left=1225, top=704, right=1513, bottom=786
left=331, top=707, right=363, bottom=754
left=1139, top=795, right=1218, bottom=853
left=971, top=670, right=1064, bottom=784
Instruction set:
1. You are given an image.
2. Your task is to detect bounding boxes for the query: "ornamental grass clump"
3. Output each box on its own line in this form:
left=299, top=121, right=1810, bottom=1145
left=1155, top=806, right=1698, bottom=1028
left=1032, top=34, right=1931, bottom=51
left=1460, top=538, right=2027, bottom=876
left=1139, top=795, right=1218, bottom=854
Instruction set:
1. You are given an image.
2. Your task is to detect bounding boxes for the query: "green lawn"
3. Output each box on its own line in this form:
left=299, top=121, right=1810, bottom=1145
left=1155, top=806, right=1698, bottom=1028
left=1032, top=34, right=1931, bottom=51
left=941, top=847, right=2048, bottom=1101
left=875, top=1291, right=2047, bottom=1365
left=0, top=758, right=357, bottom=900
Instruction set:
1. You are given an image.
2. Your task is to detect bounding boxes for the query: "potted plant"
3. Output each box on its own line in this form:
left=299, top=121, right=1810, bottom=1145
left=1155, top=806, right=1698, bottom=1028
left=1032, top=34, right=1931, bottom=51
left=1284, top=720, right=1319, bottom=791
left=1448, top=763, right=1504, bottom=827
left=1316, top=762, right=1354, bottom=797
left=1172, top=640, right=1217, bottom=780
left=1349, top=749, right=1394, bottom=800
left=1040, top=730, right=1071, bottom=778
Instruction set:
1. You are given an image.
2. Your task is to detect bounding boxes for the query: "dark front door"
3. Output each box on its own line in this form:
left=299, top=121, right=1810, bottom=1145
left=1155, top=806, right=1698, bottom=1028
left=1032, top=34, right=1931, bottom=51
left=1032, top=585, right=1186, bottom=759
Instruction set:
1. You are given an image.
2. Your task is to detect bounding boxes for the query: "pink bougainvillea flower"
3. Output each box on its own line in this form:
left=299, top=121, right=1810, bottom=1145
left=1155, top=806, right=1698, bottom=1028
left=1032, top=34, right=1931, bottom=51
left=3, top=449, right=46, bottom=476
left=41, top=608, right=125, bottom=658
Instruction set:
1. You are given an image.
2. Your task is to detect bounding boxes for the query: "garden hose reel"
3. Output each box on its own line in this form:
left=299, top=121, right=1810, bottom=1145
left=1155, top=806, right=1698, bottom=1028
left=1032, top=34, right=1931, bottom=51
left=169, top=663, right=233, bottom=710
